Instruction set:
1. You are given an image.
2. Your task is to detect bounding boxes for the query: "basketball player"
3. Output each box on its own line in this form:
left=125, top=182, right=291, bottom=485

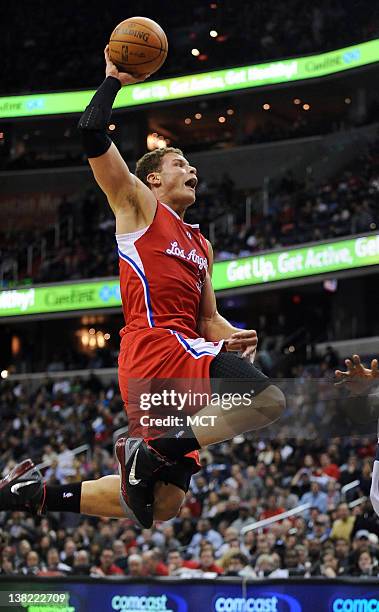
left=0, top=47, right=285, bottom=527
left=4, top=50, right=374, bottom=531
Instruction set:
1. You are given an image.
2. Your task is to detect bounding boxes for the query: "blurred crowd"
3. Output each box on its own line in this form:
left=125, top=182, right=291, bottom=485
left=6, top=100, right=379, bottom=172
left=1, top=132, right=379, bottom=288
left=2, top=2, right=379, bottom=581
left=2, top=0, right=379, bottom=95
left=0, top=351, right=378, bottom=578
left=214, top=134, right=379, bottom=259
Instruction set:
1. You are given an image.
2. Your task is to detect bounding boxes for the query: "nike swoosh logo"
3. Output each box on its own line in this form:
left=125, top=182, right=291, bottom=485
left=10, top=481, right=36, bottom=495
left=129, top=449, right=142, bottom=486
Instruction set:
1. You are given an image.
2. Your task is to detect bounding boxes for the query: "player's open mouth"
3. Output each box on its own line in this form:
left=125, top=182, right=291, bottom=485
left=184, top=177, right=198, bottom=190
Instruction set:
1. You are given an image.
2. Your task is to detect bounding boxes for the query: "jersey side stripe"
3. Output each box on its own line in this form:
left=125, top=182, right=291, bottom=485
left=170, top=330, right=223, bottom=359
left=118, top=248, right=155, bottom=328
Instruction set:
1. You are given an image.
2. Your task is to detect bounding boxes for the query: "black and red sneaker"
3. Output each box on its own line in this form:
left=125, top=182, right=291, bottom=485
left=115, top=437, right=168, bottom=529
left=0, top=459, right=44, bottom=513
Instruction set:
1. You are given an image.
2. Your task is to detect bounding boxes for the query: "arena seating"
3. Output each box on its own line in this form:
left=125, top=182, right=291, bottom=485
left=2, top=0, right=379, bottom=584
left=1, top=0, right=378, bottom=94
left=1, top=133, right=378, bottom=287
left=0, top=348, right=378, bottom=577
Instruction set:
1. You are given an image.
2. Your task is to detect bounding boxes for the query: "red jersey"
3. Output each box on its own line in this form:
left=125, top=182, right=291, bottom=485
left=118, top=200, right=209, bottom=337
left=116, top=201, right=223, bottom=442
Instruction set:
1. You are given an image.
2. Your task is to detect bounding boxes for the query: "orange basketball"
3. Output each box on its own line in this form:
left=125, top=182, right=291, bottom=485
left=109, top=17, right=168, bottom=77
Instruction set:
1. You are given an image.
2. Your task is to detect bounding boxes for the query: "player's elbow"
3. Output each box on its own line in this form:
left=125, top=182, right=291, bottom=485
left=78, top=129, right=112, bottom=159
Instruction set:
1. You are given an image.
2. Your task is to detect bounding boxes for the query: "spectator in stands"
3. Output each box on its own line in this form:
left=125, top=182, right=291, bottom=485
left=60, top=539, right=77, bottom=567
left=325, top=480, right=341, bottom=511
left=291, top=455, right=315, bottom=487
left=112, top=540, right=128, bottom=573
left=318, top=551, right=340, bottom=578
left=281, top=548, right=305, bottom=575
left=90, top=549, right=124, bottom=576
left=360, top=460, right=373, bottom=497
left=15, top=539, right=32, bottom=569
left=300, top=480, right=328, bottom=515
left=251, top=532, right=273, bottom=565
left=230, top=503, right=253, bottom=532
left=192, top=548, right=223, bottom=575
left=260, top=494, right=285, bottom=520
left=330, top=502, right=355, bottom=541
left=353, top=550, right=379, bottom=577
left=142, top=550, right=169, bottom=577
left=136, top=528, right=164, bottom=552
left=187, top=519, right=223, bottom=558
left=255, top=553, right=276, bottom=577
left=319, top=453, right=341, bottom=481
left=40, top=548, right=72, bottom=576
left=72, top=550, right=90, bottom=575
left=334, top=538, right=352, bottom=574
left=294, top=544, right=309, bottom=572
left=340, top=456, right=361, bottom=491
left=167, top=550, right=198, bottom=576
left=121, top=527, right=138, bottom=552
left=240, top=466, right=264, bottom=499
left=0, top=556, right=15, bottom=575
left=223, top=552, right=255, bottom=578
left=161, top=525, right=182, bottom=553
left=127, top=554, right=144, bottom=578
left=307, top=514, right=331, bottom=543
left=21, top=551, right=43, bottom=576
left=216, top=527, right=241, bottom=558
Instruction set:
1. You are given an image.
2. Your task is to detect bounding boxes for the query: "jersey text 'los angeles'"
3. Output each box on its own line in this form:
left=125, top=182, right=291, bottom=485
left=116, top=201, right=209, bottom=339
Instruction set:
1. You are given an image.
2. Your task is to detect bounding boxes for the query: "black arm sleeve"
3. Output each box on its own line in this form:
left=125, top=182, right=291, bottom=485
left=77, top=76, right=121, bottom=158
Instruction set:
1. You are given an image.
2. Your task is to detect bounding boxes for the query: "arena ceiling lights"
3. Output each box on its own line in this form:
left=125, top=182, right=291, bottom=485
left=0, top=39, right=378, bottom=119
left=0, top=234, right=378, bottom=319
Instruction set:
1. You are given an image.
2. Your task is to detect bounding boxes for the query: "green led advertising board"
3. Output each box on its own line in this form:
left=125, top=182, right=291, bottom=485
left=0, top=234, right=378, bottom=318
left=0, top=280, right=121, bottom=318
left=212, top=233, right=379, bottom=289
left=0, top=39, right=378, bottom=119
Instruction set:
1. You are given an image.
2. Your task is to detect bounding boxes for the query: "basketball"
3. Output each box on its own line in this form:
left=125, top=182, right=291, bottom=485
left=109, top=17, right=168, bottom=77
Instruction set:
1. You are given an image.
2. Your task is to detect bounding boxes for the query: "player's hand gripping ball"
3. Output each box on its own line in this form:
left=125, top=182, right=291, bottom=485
left=109, top=17, right=168, bottom=78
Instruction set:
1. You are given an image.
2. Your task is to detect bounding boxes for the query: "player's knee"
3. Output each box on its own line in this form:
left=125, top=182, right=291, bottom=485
left=153, top=484, right=184, bottom=521
left=259, top=384, right=286, bottom=423
left=271, top=384, right=286, bottom=414
left=154, top=498, right=182, bottom=521
left=154, top=505, right=180, bottom=521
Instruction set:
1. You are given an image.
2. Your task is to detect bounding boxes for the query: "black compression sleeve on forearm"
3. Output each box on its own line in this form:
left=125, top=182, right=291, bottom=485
left=78, top=76, right=121, bottom=158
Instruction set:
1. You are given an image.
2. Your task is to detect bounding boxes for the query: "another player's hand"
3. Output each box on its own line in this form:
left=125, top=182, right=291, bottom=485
left=104, top=46, right=151, bottom=86
left=225, top=329, right=258, bottom=360
left=335, top=354, right=379, bottom=394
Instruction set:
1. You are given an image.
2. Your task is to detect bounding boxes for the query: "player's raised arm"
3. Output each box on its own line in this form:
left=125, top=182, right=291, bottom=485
left=77, top=46, right=156, bottom=226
